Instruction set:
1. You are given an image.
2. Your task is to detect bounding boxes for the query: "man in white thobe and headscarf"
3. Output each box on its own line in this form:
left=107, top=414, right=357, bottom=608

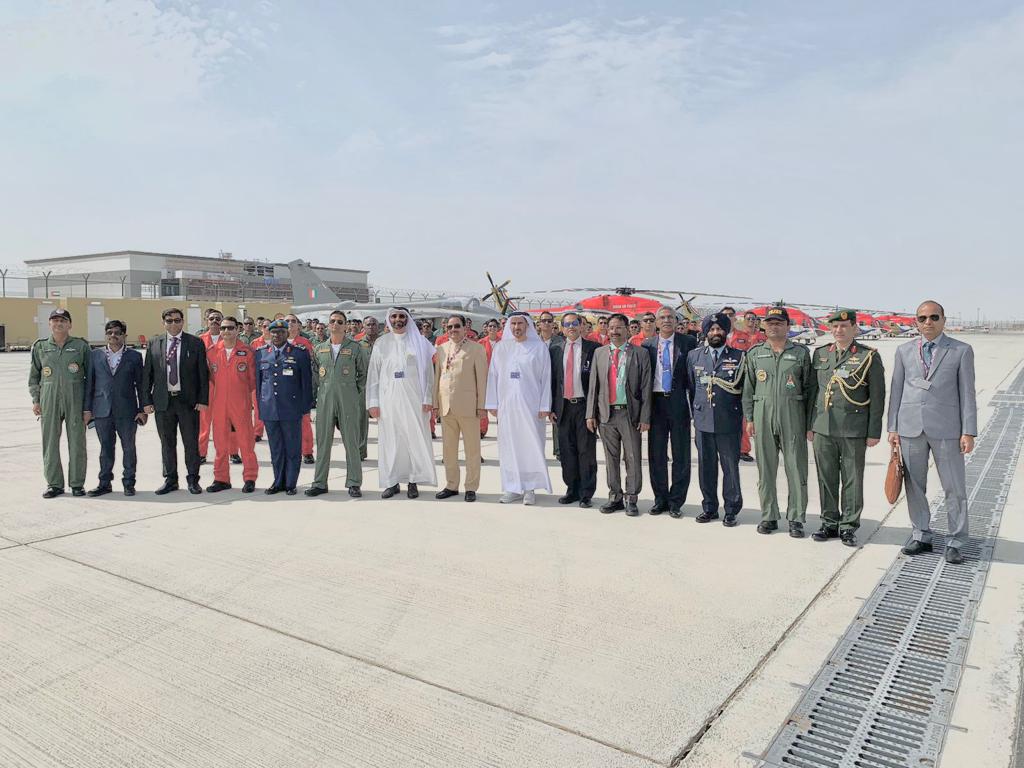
left=486, top=312, right=552, bottom=505
left=367, top=307, right=437, bottom=498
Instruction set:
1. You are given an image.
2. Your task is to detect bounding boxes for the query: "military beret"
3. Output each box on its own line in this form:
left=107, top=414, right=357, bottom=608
left=268, top=319, right=288, bottom=331
left=48, top=308, right=72, bottom=321
left=764, top=306, right=790, bottom=323
left=702, top=312, right=731, bottom=336
left=827, top=308, right=857, bottom=324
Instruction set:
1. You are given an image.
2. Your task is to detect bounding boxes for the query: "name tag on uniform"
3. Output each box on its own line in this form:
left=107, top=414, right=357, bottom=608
left=783, top=353, right=796, bottom=360
left=836, top=369, right=850, bottom=379
left=341, top=349, right=353, bottom=356
left=283, top=368, right=294, bottom=376
left=394, top=371, right=405, bottom=379
left=510, top=371, right=521, bottom=380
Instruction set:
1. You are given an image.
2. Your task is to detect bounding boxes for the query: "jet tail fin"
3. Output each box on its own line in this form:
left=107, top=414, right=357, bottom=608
left=288, top=259, right=341, bottom=306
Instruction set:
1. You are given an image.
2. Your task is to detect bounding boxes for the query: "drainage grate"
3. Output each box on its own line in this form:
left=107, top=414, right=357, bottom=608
left=758, top=363, right=1024, bottom=768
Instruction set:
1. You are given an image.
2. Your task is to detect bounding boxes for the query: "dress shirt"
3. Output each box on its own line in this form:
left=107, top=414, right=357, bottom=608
left=609, top=343, right=628, bottom=405
left=563, top=339, right=583, bottom=398
left=105, top=344, right=125, bottom=374
left=166, top=333, right=182, bottom=393
left=653, top=335, right=673, bottom=393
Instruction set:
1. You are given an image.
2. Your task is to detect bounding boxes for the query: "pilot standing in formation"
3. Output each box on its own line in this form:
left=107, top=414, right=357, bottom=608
left=742, top=306, right=816, bottom=538
left=809, top=310, right=886, bottom=547
left=206, top=317, right=258, bottom=494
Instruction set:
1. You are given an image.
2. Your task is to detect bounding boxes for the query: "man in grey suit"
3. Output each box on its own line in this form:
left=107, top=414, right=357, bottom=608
left=586, top=313, right=652, bottom=516
left=888, top=300, right=977, bottom=564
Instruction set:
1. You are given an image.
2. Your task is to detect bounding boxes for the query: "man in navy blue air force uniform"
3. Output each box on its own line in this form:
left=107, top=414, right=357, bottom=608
left=256, top=319, right=313, bottom=495
left=686, top=313, right=744, bottom=526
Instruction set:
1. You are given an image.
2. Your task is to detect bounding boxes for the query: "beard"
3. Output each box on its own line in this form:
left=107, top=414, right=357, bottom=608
left=707, top=334, right=726, bottom=348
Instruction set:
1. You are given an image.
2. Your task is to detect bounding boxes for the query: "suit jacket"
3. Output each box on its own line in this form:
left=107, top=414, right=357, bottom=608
left=85, top=347, right=145, bottom=419
left=141, top=332, right=209, bottom=412
left=642, top=332, right=698, bottom=419
left=888, top=333, right=977, bottom=439
left=586, top=343, right=652, bottom=426
left=550, top=337, right=599, bottom=419
left=433, top=339, right=488, bottom=418
left=686, top=345, right=745, bottom=434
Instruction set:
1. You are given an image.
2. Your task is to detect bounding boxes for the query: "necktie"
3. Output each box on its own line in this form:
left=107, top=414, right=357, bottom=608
left=167, top=336, right=179, bottom=386
left=565, top=341, right=575, bottom=398
left=713, top=348, right=720, bottom=367
left=661, top=341, right=672, bottom=392
left=609, top=348, right=620, bottom=404
left=923, top=341, right=935, bottom=373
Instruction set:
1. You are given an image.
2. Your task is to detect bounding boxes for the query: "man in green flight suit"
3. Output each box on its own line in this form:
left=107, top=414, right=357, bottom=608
left=28, top=308, right=92, bottom=498
left=357, top=315, right=381, bottom=460
left=305, top=309, right=369, bottom=497
left=810, top=309, right=886, bottom=547
left=742, top=306, right=818, bottom=537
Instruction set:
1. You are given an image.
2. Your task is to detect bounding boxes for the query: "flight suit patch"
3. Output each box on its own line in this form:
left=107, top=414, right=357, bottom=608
left=786, top=374, right=796, bottom=389
left=42, top=366, right=52, bottom=377
left=341, top=348, right=353, bottom=356
left=211, top=363, right=219, bottom=373
left=756, top=369, right=767, bottom=382
left=319, top=366, right=327, bottom=377
left=237, top=362, right=247, bottom=372
left=68, top=362, right=80, bottom=373
left=342, top=367, right=350, bottom=375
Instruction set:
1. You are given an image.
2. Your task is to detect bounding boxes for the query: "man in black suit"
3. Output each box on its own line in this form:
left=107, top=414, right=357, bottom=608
left=83, top=320, right=147, bottom=496
left=642, top=306, right=698, bottom=517
left=550, top=312, right=600, bottom=507
left=142, top=307, right=210, bottom=495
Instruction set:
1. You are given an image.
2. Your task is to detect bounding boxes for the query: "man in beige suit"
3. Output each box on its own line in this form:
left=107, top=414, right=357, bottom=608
left=434, top=314, right=489, bottom=502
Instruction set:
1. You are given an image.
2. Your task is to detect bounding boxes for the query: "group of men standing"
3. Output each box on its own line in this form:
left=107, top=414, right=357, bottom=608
left=29, top=297, right=977, bottom=563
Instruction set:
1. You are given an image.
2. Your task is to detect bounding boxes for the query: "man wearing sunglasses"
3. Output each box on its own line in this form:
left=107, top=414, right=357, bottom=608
left=888, top=300, right=977, bottom=564
left=198, top=308, right=224, bottom=465
left=286, top=314, right=317, bottom=464
left=84, top=320, right=146, bottom=497
left=629, top=312, right=657, bottom=347
left=142, top=307, right=209, bottom=495
left=206, top=317, right=258, bottom=494
left=239, top=317, right=258, bottom=345
left=433, top=314, right=488, bottom=501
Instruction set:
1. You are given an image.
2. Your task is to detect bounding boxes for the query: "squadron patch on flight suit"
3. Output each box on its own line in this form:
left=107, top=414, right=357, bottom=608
left=67, top=362, right=79, bottom=373
left=319, top=366, right=327, bottom=377
left=42, top=366, right=52, bottom=377
left=756, top=369, right=767, bottom=382
left=237, top=362, right=247, bottom=372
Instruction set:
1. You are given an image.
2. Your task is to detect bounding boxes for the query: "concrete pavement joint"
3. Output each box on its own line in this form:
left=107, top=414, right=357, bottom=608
left=25, top=543, right=668, bottom=767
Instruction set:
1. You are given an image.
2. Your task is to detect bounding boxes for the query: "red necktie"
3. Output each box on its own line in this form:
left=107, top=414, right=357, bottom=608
left=565, top=341, right=575, bottom=398
left=609, top=348, right=619, bottom=404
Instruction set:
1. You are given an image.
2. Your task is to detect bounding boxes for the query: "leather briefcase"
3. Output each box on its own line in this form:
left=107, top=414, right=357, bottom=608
left=885, top=444, right=904, bottom=504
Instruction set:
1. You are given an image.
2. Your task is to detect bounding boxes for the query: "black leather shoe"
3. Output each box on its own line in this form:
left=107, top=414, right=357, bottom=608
left=902, top=540, right=933, bottom=556
left=155, top=481, right=179, bottom=496
left=757, top=520, right=778, bottom=535
left=123, top=487, right=136, bottom=497
left=230, top=454, right=242, bottom=465
left=198, top=456, right=207, bottom=465
left=71, top=487, right=85, bottom=497
left=436, top=488, right=459, bottom=500
left=303, top=454, right=315, bottom=465
left=840, top=530, right=857, bottom=548
left=348, top=486, right=362, bottom=498
left=695, top=511, right=720, bottom=523
left=382, top=484, right=400, bottom=499
left=788, top=521, right=805, bottom=538
left=42, top=487, right=64, bottom=499
left=187, top=481, right=202, bottom=495
left=668, top=506, right=683, bottom=518
left=305, top=486, right=328, bottom=497
left=206, top=481, right=232, bottom=493
left=739, top=452, right=755, bottom=463
left=600, top=500, right=625, bottom=514
left=242, top=481, right=255, bottom=493
left=625, top=502, right=640, bottom=517
left=944, top=547, right=963, bottom=564
left=649, top=501, right=669, bottom=515
left=722, top=514, right=738, bottom=527
left=264, top=485, right=283, bottom=495
left=286, top=488, right=297, bottom=495
left=811, top=526, right=839, bottom=542
left=579, top=498, right=592, bottom=508
left=254, top=435, right=263, bottom=442
left=407, top=483, right=419, bottom=499
left=87, top=485, right=112, bottom=498
left=464, top=491, right=476, bottom=502
left=558, top=494, right=580, bottom=505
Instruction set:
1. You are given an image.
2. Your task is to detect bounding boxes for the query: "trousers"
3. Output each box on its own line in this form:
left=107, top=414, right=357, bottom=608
left=901, top=434, right=969, bottom=549
left=94, top=416, right=138, bottom=488
left=441, top=413, right=482, bottom=491
left=599, top=407, right=642, bottom=502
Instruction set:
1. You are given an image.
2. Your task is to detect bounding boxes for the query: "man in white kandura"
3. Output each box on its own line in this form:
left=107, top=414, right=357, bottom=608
left=367, top=307, right=437, bottom=498
left=486, top=311, right=553, bottom=505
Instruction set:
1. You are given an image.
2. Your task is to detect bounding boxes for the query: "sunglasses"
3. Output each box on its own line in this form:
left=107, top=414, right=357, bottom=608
left=287, top=319, right=299, bottom=324
left=446, top=324, right=464, bottom=330
left=562, top=320, right=580, bottom=327
left=329, top=319, right=345, bottom=324
left=539, top=318, right=553, bottom=323
left=917, top=314, right=941, bottom=322
left=642, top=318, right=655, bottom=322
left=164, top=317, right=184, bottom=324
left=243, top=321, right=254, bottom=325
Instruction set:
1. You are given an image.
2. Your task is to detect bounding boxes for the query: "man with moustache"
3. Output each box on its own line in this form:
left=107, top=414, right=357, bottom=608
left=687, top=313, right=745, bottom=526
left=206, top=317, right=258, bottom=494
left=729, top=310, right=766, bottom=462
left=198, top=307, right=224, bottom=464
left=551, top=312, right=600, bottom=507
left=286, top=313, right=317, bottom=464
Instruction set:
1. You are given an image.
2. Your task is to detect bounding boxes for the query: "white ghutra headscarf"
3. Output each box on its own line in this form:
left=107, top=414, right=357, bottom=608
left=384, top=306, right=437, bottom=404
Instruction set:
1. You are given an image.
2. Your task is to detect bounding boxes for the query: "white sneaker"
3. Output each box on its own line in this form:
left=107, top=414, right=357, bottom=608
left=500, top=492, right=523, bottom=504
left=523, top=490, right=536, bottom=506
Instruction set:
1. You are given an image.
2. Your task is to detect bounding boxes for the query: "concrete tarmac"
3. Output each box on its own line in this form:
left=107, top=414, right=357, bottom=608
left=1, top=335, right=1023, bottom=767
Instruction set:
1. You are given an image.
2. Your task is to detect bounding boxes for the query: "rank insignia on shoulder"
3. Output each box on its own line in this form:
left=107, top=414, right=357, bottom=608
left=756, top=369, right=768, bottom=382
left=42, top=366, right=52, bottom=377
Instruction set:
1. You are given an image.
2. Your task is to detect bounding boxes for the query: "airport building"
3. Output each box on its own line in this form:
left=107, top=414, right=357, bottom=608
left=22, top=250, right=370, bottom=303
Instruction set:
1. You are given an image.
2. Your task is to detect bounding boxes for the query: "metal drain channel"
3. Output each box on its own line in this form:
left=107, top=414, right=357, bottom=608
left=758, top=361, right=1024, bottom=768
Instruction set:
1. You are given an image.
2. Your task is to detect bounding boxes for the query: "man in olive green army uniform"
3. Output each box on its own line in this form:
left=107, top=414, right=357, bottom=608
left=305, top=310, right=369, bottom=497
left=357, top=316, right=381, bottom=460
left=742, top=306, right=817, bottom=537
left=810, top=309, right=885, bottom=547
left=28, top=308, right=92, bottom=498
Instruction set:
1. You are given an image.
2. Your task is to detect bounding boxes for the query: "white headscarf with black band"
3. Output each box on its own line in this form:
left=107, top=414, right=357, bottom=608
left=383, top=306, right=436, bottom=405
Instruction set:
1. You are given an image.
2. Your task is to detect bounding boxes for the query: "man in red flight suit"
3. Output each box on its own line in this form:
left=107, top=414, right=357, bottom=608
left=727, top=310, right=766, bottom=462
left=206, top=317, right=258, bottom=493
left=250, top=319, right=271, bottom=442
left=198, top=308, right=224, bottom=463
left=286, top=314, right=316, bottom=463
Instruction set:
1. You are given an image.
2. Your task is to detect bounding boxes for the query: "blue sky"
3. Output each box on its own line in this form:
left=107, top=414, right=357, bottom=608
left=2, top=1, right=1022, bottom=318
